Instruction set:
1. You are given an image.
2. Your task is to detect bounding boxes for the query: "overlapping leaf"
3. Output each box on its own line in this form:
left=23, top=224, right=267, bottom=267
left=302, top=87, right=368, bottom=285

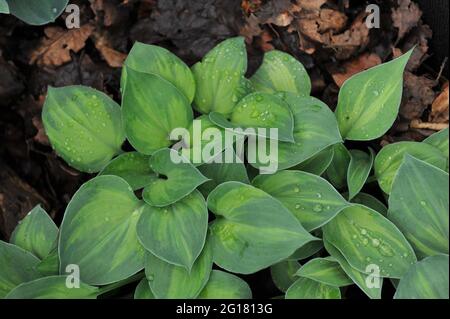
left=285, top=277, right=341, bottom=299
left=296, top=257, right=353, bottom=287
left=347, top=148, right=374, bottom=200
left=7, top=0, right=68, bottom=25
left=198, top=270, right=252, bottom=299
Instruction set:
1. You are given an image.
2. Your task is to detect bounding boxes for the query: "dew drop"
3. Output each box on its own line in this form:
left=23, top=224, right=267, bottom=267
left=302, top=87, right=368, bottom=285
left=360, top=229, right=368, bottom=236
left=313, top=204, right=323, bottom=212
left=294, top=187, right=300, bottom=193
left=371, top=238, right=380, bottom=247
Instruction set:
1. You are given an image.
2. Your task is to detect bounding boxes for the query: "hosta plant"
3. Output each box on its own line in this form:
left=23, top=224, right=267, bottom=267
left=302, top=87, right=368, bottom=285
left=0, top=0, right=68, bottom=25
left=0, top=37, right=448, bottom=300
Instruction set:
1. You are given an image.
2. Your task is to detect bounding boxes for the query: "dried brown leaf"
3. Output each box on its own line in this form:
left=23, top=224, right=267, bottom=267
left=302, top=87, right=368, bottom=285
left=429, top=83, right=449, bottom=123
left=392, top=0, right=422, bottom=41
left=331, top=53, right=381, bottom=87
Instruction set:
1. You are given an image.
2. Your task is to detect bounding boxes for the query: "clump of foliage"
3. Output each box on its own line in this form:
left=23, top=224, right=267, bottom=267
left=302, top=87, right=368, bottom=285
left=0, top=37, right=448, bottom=299
left=0, top=0, right=68, bottom=25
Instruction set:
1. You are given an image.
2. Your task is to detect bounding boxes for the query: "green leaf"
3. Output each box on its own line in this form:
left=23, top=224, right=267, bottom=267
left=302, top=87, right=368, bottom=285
left=42, top=86, right=125, bottom=173
left=36, top=248, right=59, bottom=276
left=388, top=155, right=449, bottom=258
left=424, top=128, right=449, bottom=171
left=142, top=148, right=209, bottom=207
left=134, top=278, right=154, bottom=299
left=288, top=240, right=324, bottom=261
left=270, top=260, right=301, bottom=292
left=122, top=68, right=193, bottom=155
left=250, top=94, right=342, bottom=171
left=0, top=0, right=9, bottom=13
left=5, top=276, right=98, bottom=299
left=347, top=148, right=374, bottom=200
left=145, top=241, right=212, bottom=299
left=374, top=141, right=447, bottom=194
left=198, top=160, right=249, bottom=197
left=210, top=92, right=295, bottom=142
left=325, top=143, right=350, bottom=190
left=192, top=37, right=249, bottom=115
left=394, top=254, right=449, bottom=299
left=7, top=0, right=68, bottom=25
left=137, top=190, right=208, bottom=270
left=10, top=205, right=58, bottom=259
left=253, top=170, right=350, bottom=231
left=324, top=238, right=383, bottom=299
left=322, top=204, right=417, bottom=278
left=198, top=270, right=252, bottom=299
left=296, top=257, right=352, bottom=287
left=59, top=175, right=145, bottom=285
left=292, top=145, right=334, bottom=176
left=208, top=181, right=317, bottom=274
left=123, top=42, right=195, bottom=102
left=285, top=277, right=341, bottom=299
left=250, top=50, right=311, bottom=96
left=335, top=49, right=412, bottom=140
left=0, top=241, right=41, bottom=298
left=99, top=152, right=156, bottom=190
left=349, top=192, right=387, bottom=216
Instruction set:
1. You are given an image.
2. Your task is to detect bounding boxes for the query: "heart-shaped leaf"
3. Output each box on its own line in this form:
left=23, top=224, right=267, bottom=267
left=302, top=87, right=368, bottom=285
left=99, top=152, right=156, bottom=190
left=208, top=181, right=317, bottom=274
left=253, top=170, right=350, bottom=231
left=324, top=238, right=382, bottom=299
left=210, top=92, right=295, bottom=142
left=424, top=127, right=449, bottom=171
left=250, top=50, right=311, bottom=96
left=296, top=257, right=352, bottom=287
left=59, top=175, right=145, bottom=285
left=144, top=240, right=212, bottom=299
left=123, top=42, right=195, bottom=102
left=325, top=143, right=350, bottom=189
left=10, top=205, right=58, bottom=259
left=347, top=148, right=374, bottom=200
left=134, top=278, right=154, bottom=299
left=142, top=149, right=209, bottom=207
left=42, top=86, right=125, bottom=173
left=0, top=241, right=41, bottom=298
left=374, top=141, right=447, bottom=194
left=198, top=270, right=252, bottom=299
left=335, top=49, right=412, bottom=140
left=388, top=155, right=449, bottom=258
left=292, top=145, right=334, bottom=176
left=349, top=192, right=387, bottom=216
left=7, top=0, right=68, bottom=25
left=270, top=260, right=301, bottom=293
left=192, top=37, right=250, bottom=115
left=285, top=277, right=341, bottom=299
left=122, top=68, right=193, bottom=155
left=394, top=254, right=449, bottom=299
left=322, top=204, right=417, bottom=278
left=137, top=190, right=208, bottom=270
left=5, top=276, right=98, bottom=299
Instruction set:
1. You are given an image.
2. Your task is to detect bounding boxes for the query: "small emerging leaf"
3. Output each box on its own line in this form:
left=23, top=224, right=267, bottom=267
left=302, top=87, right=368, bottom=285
left=292, top=145, right=334, bottom=176
left=325, top=143, right=350, bottom=190
left=270, top=260, right=301, bottom=293
left=347, top=148, right=374, bottom=200
left=349, top=192, right=387, bottom=216
left=134, top=278, right=154, bottom=299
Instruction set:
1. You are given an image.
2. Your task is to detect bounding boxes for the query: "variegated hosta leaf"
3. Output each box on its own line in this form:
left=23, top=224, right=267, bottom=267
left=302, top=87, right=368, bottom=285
left=123, top=42, right=195, bottom=102
left=424, top=127, right=449, bottom=171
left=250, top=94, right=342, bottom=171
left=0, top=0, right=9, bottom=13
left=253, top=170, right=350, bottom=231
left=10, top=205, right=58, bottom=259
left=296, top=257, right=352, bottom=287
left=349, top=192, right=387, bottom=216
left=134, top=278, right=154, bottom=299
left=335, top=49, right=412, bottom=140
left=59, top=175, right=145, bottom=285
left=394, top=254, right=449, bottom=299
left=142, top=149, right=209, bottom=207
left=5, top=276, right=98, bottom=299
left=137, top=190, right=208, bottom=270
left=42, top=86, right=125, bottom=173
left=250, top=50, right=311, bottom=96
left=7, top=0, right=68, bottom=25
left=192, top=37, right=249, bottom=115
left=347, top=148, right=374, bottom=200
left=388, top=155, right=449, bottom=258
left=208, top=182, right=317, bottom=274
left=324, top=239, right=383, bottom=299
left=198, top=270, right=252, bottom=299
left=122, top=68, right=193, bottom=155
left=270, top=260, right=301, bottom=292
left=292, top=145, right=334, bottom=176
left=36, top=248, right=59, bottom=276
left=144, top=241, right=212, bottom=299
left=285, top=277, right=341, bottom=299
left=0, top=241, right=41, bottom=298
left=374, top=141, right=447, bottom=194
left=288, top=240, right=324, bottom=261
left=210, top=92, right=295, bottom=142
left=322, top=204, right=417, bottom=278
left=99, top=152, right=156, bottom=190
left=325, top=143, right=350, bottom=190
